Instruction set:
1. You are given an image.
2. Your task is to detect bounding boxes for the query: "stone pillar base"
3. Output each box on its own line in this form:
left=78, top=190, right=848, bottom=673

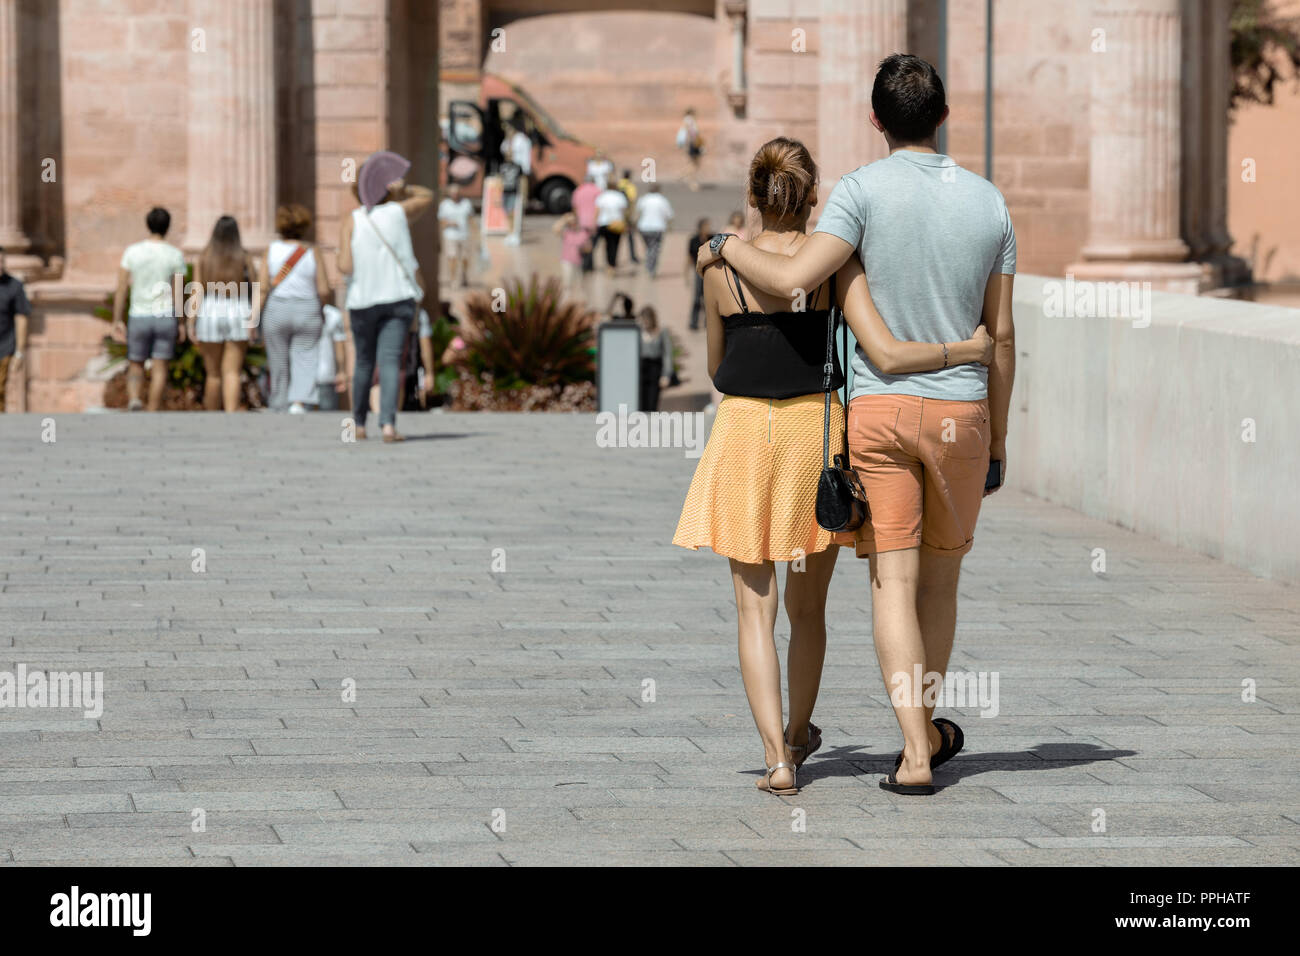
left=0, top=253, right=46, bottom=282
left=1065, top=259, right=1207, bottom=295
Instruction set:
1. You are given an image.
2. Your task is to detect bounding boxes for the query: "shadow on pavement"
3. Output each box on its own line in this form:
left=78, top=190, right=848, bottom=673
left=789, top=741, right=1138, bottom=788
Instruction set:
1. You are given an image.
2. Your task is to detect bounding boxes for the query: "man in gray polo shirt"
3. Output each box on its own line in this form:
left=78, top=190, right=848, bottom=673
left=697, top=54, right=1017, bottom=795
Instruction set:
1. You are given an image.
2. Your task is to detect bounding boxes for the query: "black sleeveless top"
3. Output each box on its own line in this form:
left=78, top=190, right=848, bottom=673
left=710, top=266, right=844, bottom=400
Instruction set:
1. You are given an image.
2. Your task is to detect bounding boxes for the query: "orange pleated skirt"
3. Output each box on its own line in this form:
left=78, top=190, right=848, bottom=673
left=673, top=393, right=851, bottom=564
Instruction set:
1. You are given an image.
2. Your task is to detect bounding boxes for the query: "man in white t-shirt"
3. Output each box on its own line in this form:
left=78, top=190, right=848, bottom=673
left=634, top=183, right=674, bottom=277
left=437, top=184, right=475, bottom=288
left=586, top=150, right=614, bottom=191
left=593, top=184, right=628, bottom=276
left=112, top=206, right=187, bottom=411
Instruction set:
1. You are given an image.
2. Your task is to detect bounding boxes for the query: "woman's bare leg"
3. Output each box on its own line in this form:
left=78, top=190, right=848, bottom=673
left=729, top=558, right=793, bottom=790
left=196, top=342, right=223, bottom=410
left=784, top=546, right=839, bottom=752
left=222, top=341, right=247, bottom=412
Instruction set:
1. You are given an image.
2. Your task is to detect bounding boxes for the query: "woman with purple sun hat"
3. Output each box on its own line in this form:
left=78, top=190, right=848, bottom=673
left=337, top=151, right=434, bottom=442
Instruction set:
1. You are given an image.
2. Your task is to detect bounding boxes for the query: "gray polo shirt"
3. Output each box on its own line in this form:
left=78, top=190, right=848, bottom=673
left=815, top=150, right=1016, bottom=401
left=0, top=272, right=32, bottom=358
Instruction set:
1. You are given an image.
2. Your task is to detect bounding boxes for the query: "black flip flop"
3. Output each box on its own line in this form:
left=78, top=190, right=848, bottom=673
left=879, top=770, right=935, bottom=796
left=930, top=718, right=964, bottom=770
left=893, top=718, right=966, bottom=772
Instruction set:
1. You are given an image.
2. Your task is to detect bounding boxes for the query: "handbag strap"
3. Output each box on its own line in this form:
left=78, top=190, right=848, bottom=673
left=266, top=243, right=308, bottom=299
left=360, top=209, right=423, bottom=304
left=822, top=274, right=836, bottom=470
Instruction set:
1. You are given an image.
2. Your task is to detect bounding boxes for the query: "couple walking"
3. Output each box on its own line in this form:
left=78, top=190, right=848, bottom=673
left=674, top=55, right=1017, bottom=797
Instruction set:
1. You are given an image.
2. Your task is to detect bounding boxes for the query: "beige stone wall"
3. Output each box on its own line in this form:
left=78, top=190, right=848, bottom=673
left=481, top=9, right=721, bottom=180
left=58, top=0, right=190, bottom=282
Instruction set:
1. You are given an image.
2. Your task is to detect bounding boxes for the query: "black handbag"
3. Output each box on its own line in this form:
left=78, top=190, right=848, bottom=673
left=815, top=286, right=869, bottom=533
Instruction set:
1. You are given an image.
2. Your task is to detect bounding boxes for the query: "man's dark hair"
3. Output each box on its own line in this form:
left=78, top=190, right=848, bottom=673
left=146, top=207, right=171, bottom=237
left=871, top=54, right=946, bottom=143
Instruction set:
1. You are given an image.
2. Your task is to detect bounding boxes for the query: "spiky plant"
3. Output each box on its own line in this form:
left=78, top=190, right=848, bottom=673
left=456, top=275, right=597, bottom=392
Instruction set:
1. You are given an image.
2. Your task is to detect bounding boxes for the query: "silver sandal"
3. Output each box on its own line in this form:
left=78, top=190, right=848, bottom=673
left=756, top=761, right=798, bottom=795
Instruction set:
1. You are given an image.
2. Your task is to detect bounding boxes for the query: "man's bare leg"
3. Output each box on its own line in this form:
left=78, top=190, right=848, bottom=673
left=126, top=361, right=146, bottom=408
left=916, top=549, right=964, bottom=754
left=146, top=359, right=168, bottom=411
left=869, top=547, right=932, bottom=786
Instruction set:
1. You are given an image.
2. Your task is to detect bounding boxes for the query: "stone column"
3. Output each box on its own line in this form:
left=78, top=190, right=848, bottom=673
left=184, top=0, right=277, bottom=253
left=1181, top=0, right=1249, bottom=289
left=724, top=1, right=747, bottom=112
left=817, top=0, right=908, bottom=192
left=0, top=0, right=30, bottom=252
left=1070, top=0, right=1203, bottom=293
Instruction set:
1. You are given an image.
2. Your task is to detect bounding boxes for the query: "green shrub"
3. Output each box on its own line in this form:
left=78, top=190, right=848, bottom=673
left=455, top=275, right=596, bottom=392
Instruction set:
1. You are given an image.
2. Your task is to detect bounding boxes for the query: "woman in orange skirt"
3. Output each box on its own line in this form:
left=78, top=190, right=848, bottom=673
left=673, top=137, right=993, bottom=795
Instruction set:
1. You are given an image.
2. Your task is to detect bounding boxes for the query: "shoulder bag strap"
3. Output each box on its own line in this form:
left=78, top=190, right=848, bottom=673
left=266, top=244, right=309, bottom=298
left=822, top=273, right=836, bottom=470
left=360, top=209, right=423, bottom=304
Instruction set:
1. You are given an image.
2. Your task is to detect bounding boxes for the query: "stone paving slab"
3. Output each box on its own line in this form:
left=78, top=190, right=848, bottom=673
left=0, top=411, right=1297, bottom=865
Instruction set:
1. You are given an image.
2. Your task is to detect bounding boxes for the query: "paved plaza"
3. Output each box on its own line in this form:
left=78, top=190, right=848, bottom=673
left=0, top=411, right=1296, bottom=866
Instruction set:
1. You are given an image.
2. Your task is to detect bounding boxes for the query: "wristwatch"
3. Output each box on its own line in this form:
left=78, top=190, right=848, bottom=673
left=709, top=232, right=735, bottom=257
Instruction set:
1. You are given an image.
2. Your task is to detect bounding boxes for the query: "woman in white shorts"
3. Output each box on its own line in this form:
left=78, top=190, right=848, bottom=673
left=189, top=216, right=255, bottom=411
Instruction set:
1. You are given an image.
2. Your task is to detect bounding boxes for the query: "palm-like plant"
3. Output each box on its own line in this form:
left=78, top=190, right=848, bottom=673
left=456, top=275, right=596, bottom=391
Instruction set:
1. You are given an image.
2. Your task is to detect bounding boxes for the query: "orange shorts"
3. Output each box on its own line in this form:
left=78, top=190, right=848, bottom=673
left=845, top=394, right=991, bottom=557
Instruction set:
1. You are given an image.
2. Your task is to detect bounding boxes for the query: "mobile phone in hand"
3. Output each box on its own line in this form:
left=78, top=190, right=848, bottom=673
left=985, top=459, right=1004, bottom=491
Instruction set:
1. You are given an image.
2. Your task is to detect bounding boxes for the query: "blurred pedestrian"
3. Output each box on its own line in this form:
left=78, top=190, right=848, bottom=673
left=337, top=150, right=433, bottom=442
left=687, top=218, right=712, bottom=330
left=0, top=246, right=31, bottom=413
left=638, top=305, right=674, bottom=412
left=570, top=173, right=600, bottom=275
left=676, top=108, right=703, bottom=191
left=636, top=183, right=674, bottom=277
left=191, top=215, right=256, bottom=412
left=438, top=183, right=474, bottom=288
left=587, top=149, right=614, bottom=191
left=595, top=179, right=629, bottom=276
left=501, top=122, right=532, bottom=246
left=113, top=207, right=186, bottom=411
left=316, top=303, right=347, bottom=411
left=728, top=209, right=755, bottom=241
left=616, top=169, right=640, bottom=265
left=257, top=203, right=332, bottom=414
left=554, top=211, right=588, bottom=298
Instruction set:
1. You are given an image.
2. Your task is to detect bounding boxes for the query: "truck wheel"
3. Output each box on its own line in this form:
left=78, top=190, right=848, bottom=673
left=538, top=179, right=574, bottom=215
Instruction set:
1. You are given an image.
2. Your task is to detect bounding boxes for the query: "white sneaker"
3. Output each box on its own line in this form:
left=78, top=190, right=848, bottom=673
left=288, top=403, right=306, bottom=415
left=127, top=399, right=144, bottom=412
left=504, top=234, right=521, bottom=247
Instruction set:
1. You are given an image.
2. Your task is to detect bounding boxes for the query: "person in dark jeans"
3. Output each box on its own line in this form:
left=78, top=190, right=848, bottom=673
left=687, top=218, right=712, bottom=330
left=337, top=150, right=434, bottom=442
left=350, top=298, right=415, bottom=437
